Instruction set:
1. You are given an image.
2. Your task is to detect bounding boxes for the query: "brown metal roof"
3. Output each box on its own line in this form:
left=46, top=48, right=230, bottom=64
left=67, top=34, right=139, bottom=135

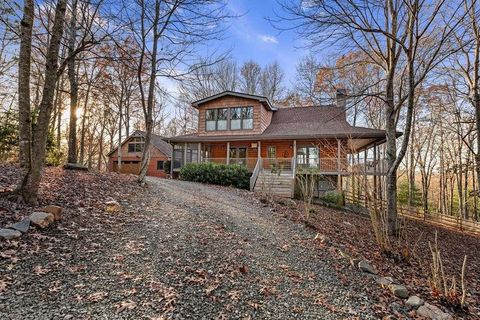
left=165, top=106, right=398, bottom=146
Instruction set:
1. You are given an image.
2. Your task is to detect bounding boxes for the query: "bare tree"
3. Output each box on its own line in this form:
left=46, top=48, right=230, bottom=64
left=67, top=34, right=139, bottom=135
left=294, top=55, right=322, bottom=105
left=240, top=60, right=261, bottom=95
left=117, top=0, right=230, bottom=184
left=260, top=61, right=285, bottom=103
left=17, top=0, right=68, bottom=204
left=277, top=0, right=467, bottom=235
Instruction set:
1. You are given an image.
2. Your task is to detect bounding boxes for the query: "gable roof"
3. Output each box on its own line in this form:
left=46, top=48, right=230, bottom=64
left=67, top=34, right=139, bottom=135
left=164, top=106, right=401, bottom=151
left=107, top=130, right=172, bottom=157
left=191, top=91, right=277, bottom=111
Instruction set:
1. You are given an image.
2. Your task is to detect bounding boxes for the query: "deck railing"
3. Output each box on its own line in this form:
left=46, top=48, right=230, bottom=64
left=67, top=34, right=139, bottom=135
left=351, top=158, right=388, bottom=175
left=262, top=158, right=294, bottom=172
left=249, top=158, right=263, bottom=191
left=196, top=157, right=387, bottom=175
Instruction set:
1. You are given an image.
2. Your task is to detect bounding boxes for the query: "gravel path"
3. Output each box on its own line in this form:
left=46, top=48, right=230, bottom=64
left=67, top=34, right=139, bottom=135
left=1, top=178, right=382, bottom=319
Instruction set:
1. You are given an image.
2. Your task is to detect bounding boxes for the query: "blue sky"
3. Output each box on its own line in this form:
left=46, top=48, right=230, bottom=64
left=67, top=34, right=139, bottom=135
left=222, top=0, right=310, bottom=85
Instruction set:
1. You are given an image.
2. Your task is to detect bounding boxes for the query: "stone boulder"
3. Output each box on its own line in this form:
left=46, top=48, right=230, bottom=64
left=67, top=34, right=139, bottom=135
left=105, top=200, right=121, bottom=213
left=43, top=205, right=63, bottom=221
left=388, top=284, right=409, bottom=299
left=417, top=303, right=453, bottom=320
left=29, top=212, right=55, bottom=229
left=9, top=218, right=30, bottom=233
left=0, top=228, right=22, bottom=240
left=376, top=276, right=395, bottom=287
left=358, top=260, right=378, bottom=274
left=406, top=295, right=424, bottom=308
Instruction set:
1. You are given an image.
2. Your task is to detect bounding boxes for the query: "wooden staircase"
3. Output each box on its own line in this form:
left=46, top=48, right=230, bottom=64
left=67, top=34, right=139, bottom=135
left=254, top=170, right=294, bottom=198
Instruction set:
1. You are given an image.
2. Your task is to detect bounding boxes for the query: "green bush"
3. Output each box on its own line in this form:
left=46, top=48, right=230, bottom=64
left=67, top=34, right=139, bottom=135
left=320, top=190, right=344, bottom=207
left=180, top=162, right=250, bottom=189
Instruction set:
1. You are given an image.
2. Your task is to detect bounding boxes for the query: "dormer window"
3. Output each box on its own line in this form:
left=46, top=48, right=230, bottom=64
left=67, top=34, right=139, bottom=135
left=128, top=137, right=144, bottom=152
left=205, top=106, right=253, bottom=131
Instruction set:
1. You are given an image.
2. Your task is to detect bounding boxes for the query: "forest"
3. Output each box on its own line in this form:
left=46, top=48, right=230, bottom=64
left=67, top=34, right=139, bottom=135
left=1, top=0, right=479, bottom=227
left=0, top=0, right=479, bottom=318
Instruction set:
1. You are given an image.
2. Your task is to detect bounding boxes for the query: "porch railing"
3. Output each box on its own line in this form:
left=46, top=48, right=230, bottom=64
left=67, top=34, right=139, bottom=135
left=296, top=158, right=349, bottom=173
left=351, top=158, right=388, bottom=175
left=262, top=158, right=294, bottom=172
left=250, top=158, right=263, bottom=191
left=201, top=158, right=258, bottom=171
left=195, top=157, right=387, bottom=175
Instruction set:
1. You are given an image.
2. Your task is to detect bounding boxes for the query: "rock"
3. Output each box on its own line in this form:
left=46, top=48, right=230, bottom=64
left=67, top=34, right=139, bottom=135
left=43, top=205, right=63, bottom=221
left=0, top=228, right=22, bottom=240
left=9, top=218, right=31, bottom=233
left=105, top=200, right=121, bottom=213
left=417, top=302, right=453, bottom=320
left=29, top=212, right=55, bottom=229
left=388, top=284, right=409, bottom=299
left=406, top=295, right=424, bottom=308
left=376, top=276, right=395, bottom=287
left=358, top=260, right=377, bottom=274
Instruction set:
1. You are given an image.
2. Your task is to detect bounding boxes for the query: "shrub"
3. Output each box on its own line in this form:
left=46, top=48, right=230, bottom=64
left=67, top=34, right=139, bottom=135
left=320, top=190, right=344, bottom=207
left=180, top=162, right=250, bottom=189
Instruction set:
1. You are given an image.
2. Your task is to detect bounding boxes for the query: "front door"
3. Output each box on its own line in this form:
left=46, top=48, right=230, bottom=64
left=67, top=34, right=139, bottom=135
left=229, top=147, right=247, bottom=165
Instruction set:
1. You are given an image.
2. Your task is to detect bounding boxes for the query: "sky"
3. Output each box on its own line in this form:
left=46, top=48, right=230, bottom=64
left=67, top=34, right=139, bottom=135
left=223, top=0, right=308, bottom=85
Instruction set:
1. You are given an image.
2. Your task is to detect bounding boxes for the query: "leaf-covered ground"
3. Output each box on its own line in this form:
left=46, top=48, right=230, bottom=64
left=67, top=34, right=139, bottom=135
left=0, top=165, right=478, bottom=319
left=267, top=196, right=480, bottom=319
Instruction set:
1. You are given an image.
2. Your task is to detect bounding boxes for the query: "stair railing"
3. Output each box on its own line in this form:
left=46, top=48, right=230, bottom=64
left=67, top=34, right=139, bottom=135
left=250, top=157, right=263, bottom=191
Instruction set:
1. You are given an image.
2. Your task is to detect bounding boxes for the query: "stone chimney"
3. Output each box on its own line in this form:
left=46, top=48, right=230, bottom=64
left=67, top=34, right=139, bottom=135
left=336, top=88, right=347, bottom=109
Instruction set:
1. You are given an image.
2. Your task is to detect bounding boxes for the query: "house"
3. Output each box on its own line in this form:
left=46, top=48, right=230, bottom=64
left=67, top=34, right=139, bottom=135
left=107, top=130, right=172, bottom=178
left=164, top=90, right=397, bottom=197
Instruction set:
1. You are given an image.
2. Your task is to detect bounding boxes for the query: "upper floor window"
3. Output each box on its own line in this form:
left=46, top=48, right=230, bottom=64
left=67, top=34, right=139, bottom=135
left=128, top=137, right=144, bottom=153
left=206, top=108, right=228, bottom=131
left=206, top=106, right=253, bottom=131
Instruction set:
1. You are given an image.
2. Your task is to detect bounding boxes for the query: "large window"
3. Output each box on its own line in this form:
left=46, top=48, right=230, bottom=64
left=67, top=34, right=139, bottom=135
left=241, top=107, right=253, bottom=129
left=128, top=137, right=144, bottom=153
left=205, top=106, right=254, bottom=131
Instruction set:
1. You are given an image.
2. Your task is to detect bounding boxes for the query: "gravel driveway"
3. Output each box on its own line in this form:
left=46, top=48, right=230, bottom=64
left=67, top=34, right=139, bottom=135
left=1, top=178, right=381, bottom=319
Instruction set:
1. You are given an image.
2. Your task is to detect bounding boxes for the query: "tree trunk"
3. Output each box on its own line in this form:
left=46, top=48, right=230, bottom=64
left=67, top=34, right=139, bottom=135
left=79, top=81, right=92, bottom=164
left=18, top=0, right=68, bottom=205
left=67, top=0, right=78, bottom=164
left=138, top=0, right=160, bottom=184
left=17, top=0, right=34, bottom=194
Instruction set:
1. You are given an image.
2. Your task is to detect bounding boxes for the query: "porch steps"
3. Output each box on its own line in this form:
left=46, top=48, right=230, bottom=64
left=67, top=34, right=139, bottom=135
left=254, top=170, right=294, bottom=198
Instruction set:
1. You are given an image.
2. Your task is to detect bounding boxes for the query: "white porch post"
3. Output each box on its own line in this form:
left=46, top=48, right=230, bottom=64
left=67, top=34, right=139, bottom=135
left=226, top=142, right=230, bottom=164
left=337, top=139, right=341, bottom=172
left=184, top=142, right=187, bottom=165
left=293, top=140, right=297, bottom=161
left=197, top=142, right=202, bottom=163
left=257, top=141, right=261, bottom=159
left=337, top=139, right=342, bottom=191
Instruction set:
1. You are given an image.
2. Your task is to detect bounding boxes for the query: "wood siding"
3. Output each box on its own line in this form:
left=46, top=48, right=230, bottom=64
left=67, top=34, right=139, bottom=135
left=108, top=137, right=169, bottom=178
left=205, top=139, right=348, bottom=160
left=197, top=96, right=273, bottom=136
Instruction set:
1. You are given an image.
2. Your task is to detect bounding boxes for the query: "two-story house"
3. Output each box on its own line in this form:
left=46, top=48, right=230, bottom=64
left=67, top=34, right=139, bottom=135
left=165, top=90, right=397, bottom=198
